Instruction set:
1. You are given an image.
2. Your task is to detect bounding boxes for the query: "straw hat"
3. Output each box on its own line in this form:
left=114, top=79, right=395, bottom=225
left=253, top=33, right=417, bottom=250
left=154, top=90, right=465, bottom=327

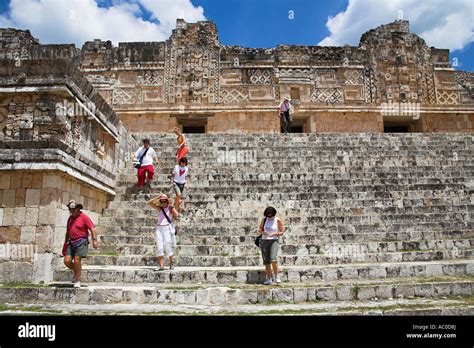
left=151, top=194, right=173, bottom=206
left=67, top=200, right=83, bottom=210
left=284, top=96, right=291, bottom=101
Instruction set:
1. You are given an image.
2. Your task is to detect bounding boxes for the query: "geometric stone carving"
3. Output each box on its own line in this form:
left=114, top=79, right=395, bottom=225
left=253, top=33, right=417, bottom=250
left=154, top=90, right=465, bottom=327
left=436, top=90, right=459, bottom=105
left=426, top=73, right=437, bottom=104
left=364, top=67, right=376, bottom=103
left=344, top=69, right=364, bottom=85
left=278, top=68, right=311, bottom=83
left=86, top=74, right=117, bottom=88
left=112, top=88, right=143, bottom=105
left=220, top=88, right=249, bottom=103
left=249, top=69, right=271, bottom=85
left=137, top=71, right=163, bottom=86
left=311, top=88, right=343, bottom=103
left=279, top=68, right=311, bottom=79
left=314, top=69, right=337, bottom=84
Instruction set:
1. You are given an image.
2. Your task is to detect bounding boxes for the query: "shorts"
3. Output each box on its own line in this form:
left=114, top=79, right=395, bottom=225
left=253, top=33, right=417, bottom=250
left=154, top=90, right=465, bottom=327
left=173, top=182, right=185, bottom=196
left=260, top=239, right=279, bottom=265
left=66, top=239, right=88, bottom=258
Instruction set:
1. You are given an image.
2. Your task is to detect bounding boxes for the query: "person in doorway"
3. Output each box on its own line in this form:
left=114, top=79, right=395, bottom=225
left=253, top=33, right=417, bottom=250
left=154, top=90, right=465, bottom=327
left=173, top=127, right=189, bottom=164
left=134, top=139, right=158, bottom=191
left=171, top=157, right=189, bottom=212
left=148, top=194, right=179, bottom=270
left=258, top=206, right=285, bottom=285
left=63, top=200, right=98, bottom=288
left=278, top=96, right=293, bottom=134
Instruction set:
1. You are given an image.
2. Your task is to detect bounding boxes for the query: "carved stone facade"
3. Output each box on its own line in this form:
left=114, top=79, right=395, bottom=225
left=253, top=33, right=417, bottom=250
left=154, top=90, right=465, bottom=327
left=0, top=20, right=472, bottom=134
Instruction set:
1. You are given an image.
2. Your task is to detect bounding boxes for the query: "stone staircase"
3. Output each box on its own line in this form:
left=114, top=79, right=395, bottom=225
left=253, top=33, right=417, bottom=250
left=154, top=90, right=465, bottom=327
left=2, top=133, right=473, bottom=315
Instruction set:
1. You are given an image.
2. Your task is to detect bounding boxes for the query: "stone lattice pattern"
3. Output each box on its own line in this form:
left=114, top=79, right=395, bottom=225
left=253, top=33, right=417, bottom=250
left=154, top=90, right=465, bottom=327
left=436, top=90, right=460, bottom=105
left=311, top=88, right=343, bottom=103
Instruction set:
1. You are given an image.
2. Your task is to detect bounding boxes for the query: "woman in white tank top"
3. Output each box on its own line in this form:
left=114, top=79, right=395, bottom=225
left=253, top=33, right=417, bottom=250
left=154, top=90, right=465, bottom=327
left=258, top=206, right=285, bottom=285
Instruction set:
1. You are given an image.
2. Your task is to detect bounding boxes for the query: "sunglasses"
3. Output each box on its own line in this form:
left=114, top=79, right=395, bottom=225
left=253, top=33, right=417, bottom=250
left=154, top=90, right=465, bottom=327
left=159, top=200, right=168, bottom=203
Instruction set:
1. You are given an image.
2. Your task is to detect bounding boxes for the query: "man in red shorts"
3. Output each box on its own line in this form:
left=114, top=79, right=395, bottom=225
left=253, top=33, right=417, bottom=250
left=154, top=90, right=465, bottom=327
left=134, top=138, right=158, bottom=191
left=63, top=200, right=98, bottom=288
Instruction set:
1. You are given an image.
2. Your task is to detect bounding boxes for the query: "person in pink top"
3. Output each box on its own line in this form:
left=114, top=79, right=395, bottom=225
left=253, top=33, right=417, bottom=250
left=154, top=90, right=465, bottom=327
left=63, top=200, right=98, bottom=288
left=148, top=194, right=179, bottom=271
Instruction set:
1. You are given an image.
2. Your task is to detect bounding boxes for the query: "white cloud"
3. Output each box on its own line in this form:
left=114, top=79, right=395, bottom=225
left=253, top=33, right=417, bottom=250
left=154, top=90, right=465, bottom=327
left=319, top=0, right=473, bottom=51
left=140, top=0, right=206, bottom=33
left=0, top=0, right=206, bottom=47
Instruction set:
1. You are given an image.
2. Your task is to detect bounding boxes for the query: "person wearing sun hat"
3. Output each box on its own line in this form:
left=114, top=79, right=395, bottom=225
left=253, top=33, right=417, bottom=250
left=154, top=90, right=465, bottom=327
left=278, top=96, right=293, bottom=134
left=147, top=194, right=179, bottom=270
left=63, top=200, right=98, bottom=288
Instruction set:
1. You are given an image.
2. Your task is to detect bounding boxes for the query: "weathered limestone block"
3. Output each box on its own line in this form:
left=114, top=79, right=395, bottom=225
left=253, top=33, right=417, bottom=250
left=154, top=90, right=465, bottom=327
left=0, top=226, right=21, bottom=243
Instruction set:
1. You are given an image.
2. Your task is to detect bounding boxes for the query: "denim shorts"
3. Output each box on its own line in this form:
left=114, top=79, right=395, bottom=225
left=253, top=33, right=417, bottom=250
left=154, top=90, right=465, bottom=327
left=66, top=239, right=88, bottom=258
left=260, top=239, right=279, bottom=265
left=173, top=182, right=185, bottom=195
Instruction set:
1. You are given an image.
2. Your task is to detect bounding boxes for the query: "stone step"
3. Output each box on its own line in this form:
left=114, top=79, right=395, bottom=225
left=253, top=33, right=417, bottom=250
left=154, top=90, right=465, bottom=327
left=99, top=231, right=474, bottom=246
left=102, top=204, right=473, bottom=220
left=83, top=249, right=473, bottom=267
left=107, top=195, right=472, bottom=209
left=96, top=238, right=474, bottom=256
left=140, top=143, right=472, bottom=151
left=118, top=174, right=472, bottom=183
left=2, top=276, right=473, bottom=306
left=121, top=167, right=474, bottom=177
left=97, top=212, right=470, bottom=229
left=115, top=186, right=472, bottom=198
left=53, top=260, right=474, bottom=284
left=127, top=147, right=473, bottom=154
left=122, top=166, right=474, bottom=177
left=128, top=148, right=472, bottom=157
left=116, top=191, right=473, bottom=205
left=96, top=238, right=474, bottom=257
left=97, top=223, right=472, bottom=238
left=122, top=161, right=474, bottom=171
left=2, top=296, right=472, bottom=315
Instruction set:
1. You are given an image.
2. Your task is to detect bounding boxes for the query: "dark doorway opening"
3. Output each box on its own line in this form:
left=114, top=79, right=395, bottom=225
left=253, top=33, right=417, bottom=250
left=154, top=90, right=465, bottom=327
left=291, top=125, right=304, bottom=133
left=384, top=125, right=409, bottom=133
left=182, top=125, right=205, bottom=133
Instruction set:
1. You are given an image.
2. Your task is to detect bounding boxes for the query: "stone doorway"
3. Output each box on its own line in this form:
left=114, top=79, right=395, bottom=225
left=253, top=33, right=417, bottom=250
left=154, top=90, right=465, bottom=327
left=384, top=124, right=410, bottom=133
left=383, top=117, right=421, bottom=133
left=183, top=125, right=205, bottom=133
left=285, top=117, right=309, bottom=133
left=176, top=115, right=208, bottom=133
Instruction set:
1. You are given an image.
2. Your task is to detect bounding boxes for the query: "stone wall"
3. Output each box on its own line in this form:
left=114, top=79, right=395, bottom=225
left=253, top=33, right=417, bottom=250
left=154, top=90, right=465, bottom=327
left=0, top=21, right=472, bottom=133
left=77, top=20, right=472, bottom=133
left=0, top=59, right=135, bottom=283
left=0, top=171, right=105, bottom=283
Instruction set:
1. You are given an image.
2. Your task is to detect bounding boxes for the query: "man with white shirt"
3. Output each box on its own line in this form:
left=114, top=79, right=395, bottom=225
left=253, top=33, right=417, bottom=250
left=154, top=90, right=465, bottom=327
left=278, top=96, right=293, bottom=134
left=134, top=139, right=158, bottom=190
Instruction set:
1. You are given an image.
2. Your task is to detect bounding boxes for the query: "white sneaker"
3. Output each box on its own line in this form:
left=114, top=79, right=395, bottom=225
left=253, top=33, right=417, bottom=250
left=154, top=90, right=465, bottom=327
left=263, top=278, right=273, bottom=285
left=73, top=281, right=81, bottom=288
left=274, top=275, right=282, bottom=284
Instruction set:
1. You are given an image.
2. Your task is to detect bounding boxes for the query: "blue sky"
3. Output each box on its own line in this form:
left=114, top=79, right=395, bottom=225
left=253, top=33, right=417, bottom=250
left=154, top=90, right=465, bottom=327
left=0, top=0, right=472, bottom=71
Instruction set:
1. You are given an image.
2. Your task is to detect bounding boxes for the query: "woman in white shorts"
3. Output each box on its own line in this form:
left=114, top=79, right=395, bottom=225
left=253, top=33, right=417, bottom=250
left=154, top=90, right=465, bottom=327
left=148, top=194, right=179, bottom=270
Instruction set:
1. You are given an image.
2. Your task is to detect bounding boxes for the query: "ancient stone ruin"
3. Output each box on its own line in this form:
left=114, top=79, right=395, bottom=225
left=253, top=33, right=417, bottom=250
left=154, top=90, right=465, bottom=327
left=0, top=20, right=472, bottom=315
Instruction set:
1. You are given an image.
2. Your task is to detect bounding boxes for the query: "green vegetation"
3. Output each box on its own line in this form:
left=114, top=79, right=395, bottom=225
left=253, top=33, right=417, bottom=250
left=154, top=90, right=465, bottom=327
left=0, top=282, right=46, bottom=288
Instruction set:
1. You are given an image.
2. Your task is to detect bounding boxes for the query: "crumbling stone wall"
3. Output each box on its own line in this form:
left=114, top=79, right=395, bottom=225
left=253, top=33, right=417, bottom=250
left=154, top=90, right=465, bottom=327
left=0, top=58, right=135, bottom=283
